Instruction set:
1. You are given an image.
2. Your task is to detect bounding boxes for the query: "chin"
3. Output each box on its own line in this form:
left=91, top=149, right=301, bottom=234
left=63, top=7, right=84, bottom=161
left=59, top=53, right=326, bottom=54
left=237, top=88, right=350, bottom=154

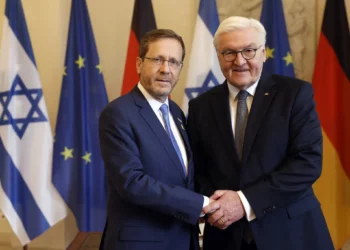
left=230, top=78, right=254, bottom=88
left=228, top=82, right=246, bottom=88
left=155, top=89, right=171, bottom=97
left=158, top=86, right=172, bottom=93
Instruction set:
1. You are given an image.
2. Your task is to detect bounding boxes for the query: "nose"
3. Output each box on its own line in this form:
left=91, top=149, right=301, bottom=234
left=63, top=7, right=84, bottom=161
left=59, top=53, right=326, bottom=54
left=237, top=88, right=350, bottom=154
left=234, top=52, right=246, bottom=66
left=159, top=60, right=170, bottom=73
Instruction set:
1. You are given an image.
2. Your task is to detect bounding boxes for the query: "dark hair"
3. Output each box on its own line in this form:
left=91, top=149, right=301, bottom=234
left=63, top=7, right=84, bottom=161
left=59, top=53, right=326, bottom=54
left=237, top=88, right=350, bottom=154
left=139, top=29, right=186, bottom=62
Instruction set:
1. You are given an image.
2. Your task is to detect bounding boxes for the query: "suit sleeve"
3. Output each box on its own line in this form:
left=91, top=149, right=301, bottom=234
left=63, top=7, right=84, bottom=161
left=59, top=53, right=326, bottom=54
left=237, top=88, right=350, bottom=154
left=242, top=83, right=323, bottom=219
left=99, top=104, right=203, bottom=225
left=187, top=100, right=216, bottom=197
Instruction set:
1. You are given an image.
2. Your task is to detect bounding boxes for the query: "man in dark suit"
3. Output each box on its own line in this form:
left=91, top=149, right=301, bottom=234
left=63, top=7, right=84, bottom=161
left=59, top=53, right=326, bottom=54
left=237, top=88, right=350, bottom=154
left=187, top=16, right=333, bottom=250
left=99, top=29, right=211, bottom=250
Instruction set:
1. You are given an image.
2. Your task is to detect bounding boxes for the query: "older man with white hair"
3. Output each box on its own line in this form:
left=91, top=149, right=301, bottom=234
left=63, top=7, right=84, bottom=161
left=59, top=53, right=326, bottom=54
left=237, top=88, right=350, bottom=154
left=188, top=16, right=333, bottom=250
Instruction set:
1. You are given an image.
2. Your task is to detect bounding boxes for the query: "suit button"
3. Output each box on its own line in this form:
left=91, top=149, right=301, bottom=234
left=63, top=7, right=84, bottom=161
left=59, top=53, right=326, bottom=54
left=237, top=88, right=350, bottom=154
left=263, top=205, right=276, bottom=213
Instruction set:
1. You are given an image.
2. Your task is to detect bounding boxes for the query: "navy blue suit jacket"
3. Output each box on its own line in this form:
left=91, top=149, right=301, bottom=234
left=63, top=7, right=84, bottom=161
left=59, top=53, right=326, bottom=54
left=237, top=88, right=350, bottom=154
left=187, top=74, right=334, bottom=250
left=99, top=86, right=203, bottom=250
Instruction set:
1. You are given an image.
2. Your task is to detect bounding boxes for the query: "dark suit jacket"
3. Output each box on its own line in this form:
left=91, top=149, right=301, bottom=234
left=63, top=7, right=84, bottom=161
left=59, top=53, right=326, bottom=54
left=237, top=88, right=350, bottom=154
left=187, top=74, right=334, bottom=250
left=99, top=86, right=203, bottom=250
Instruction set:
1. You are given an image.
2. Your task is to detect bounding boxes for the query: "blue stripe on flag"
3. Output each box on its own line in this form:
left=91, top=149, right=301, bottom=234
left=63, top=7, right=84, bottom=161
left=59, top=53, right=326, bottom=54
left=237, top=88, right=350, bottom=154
left=0, top=138, right=50, bottom=240
left=198, top=0, right=220, bottom=37
left=5, top=0, right=36, bottom=65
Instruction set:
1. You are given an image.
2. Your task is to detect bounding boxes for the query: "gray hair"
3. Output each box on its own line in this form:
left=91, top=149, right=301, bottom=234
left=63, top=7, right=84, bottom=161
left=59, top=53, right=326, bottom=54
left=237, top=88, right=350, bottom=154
left=213, top=16, right=266, bottom=49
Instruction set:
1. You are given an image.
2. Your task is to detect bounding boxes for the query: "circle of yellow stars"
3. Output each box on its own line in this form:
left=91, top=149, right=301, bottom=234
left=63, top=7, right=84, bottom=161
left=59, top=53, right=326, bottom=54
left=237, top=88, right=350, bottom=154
left=59, top=53, right=103, bottom=165
left=265, top=46, right=293, bottom=66
left=60, top=147, right=92, bottom=164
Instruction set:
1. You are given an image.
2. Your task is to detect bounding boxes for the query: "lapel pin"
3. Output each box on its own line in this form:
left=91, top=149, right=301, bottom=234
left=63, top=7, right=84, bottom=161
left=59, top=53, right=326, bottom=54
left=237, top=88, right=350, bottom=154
left=264, top=92, right=269, bottom=96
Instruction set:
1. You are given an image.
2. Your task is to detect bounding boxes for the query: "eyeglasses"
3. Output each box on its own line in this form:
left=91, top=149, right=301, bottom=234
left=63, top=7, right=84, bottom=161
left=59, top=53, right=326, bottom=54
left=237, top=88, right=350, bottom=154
left=221, top=45, right=263, bottom=62
left=144, top=57, right=182, bottom=69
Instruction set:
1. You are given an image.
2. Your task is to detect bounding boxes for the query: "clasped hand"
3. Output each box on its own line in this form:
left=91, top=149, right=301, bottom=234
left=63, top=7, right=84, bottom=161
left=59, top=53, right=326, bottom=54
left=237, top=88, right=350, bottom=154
left=200, top=190, right=245, bottom=230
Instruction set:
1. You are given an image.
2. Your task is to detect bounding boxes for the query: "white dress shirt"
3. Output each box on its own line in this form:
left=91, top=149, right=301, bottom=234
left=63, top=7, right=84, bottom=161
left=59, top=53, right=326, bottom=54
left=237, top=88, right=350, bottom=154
left=227, top=80, right=259, bottom=222
left=138, top=83, right=188, bottom=174
left=137, top=83, right=209, bottom=213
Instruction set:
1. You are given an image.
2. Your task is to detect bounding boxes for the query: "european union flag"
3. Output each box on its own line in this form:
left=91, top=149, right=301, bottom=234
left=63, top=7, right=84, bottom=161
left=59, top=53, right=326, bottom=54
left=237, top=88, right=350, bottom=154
left=52, top=0, right=108, bottom=231
left=260, top=0, right=295, bottom=76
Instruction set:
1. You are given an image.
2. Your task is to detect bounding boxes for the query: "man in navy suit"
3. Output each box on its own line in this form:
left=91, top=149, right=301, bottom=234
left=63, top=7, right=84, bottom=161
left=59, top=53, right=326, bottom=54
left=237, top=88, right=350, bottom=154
left=187, top=16, right=333, bottom=250
left=99, top=29, right=211, bottom=250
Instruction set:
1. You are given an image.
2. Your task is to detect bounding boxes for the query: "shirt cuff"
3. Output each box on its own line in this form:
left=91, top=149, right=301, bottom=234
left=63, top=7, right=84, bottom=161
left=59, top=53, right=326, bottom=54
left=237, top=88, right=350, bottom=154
left=237, top=190, right=256, bottom=221
left=200, top=196, right=210, bottom=217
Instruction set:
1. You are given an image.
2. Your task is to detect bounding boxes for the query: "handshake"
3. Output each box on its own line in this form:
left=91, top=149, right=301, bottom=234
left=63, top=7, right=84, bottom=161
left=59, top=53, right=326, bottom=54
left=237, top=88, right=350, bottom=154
left=200, top=190, right=245, bottom=230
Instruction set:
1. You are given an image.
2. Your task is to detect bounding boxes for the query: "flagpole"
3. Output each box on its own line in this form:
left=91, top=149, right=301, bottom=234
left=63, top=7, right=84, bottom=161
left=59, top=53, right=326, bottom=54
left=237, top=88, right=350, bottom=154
left=23, top=245, right=28, bottom=250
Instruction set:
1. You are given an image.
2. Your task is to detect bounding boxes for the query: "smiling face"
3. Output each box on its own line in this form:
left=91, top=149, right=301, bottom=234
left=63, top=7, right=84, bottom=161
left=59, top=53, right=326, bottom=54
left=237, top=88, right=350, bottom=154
left=216, top=27, right=266, bottom=90
left=136, top=38, right=183, bottom=102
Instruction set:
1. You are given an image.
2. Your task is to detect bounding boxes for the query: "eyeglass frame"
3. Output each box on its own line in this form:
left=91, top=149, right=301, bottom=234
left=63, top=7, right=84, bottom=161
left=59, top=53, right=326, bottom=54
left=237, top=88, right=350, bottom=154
left=220, top=45, right=263, bottom=62
left=143, top=56, right=183, bottom=69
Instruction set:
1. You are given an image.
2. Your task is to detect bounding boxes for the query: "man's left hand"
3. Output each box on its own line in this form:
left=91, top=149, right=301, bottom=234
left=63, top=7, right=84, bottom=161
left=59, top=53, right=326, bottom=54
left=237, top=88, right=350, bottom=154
left=204, top=190, right=245, bottom=230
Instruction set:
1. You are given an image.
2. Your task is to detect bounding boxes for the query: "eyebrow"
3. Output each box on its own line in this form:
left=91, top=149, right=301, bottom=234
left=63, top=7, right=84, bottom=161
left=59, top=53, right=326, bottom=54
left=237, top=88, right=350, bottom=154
left=152, top=55, right=181, bottom=61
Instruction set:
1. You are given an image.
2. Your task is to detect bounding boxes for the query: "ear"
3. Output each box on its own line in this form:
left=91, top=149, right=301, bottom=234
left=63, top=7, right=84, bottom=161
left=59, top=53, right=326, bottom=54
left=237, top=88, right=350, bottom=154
left=261, top=47, right=267, bottom=63
left=136, top=57, right=142, bottom=74
left=178, top=63, right=184, bottom=73
left=216, top=50, right=221, bottom=60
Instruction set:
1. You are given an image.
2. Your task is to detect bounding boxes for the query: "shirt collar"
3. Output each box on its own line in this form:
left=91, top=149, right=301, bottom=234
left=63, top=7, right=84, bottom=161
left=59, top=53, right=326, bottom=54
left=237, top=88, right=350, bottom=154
left=227, top=78, right=260, bottom=100
left=137, top=83, right=169, bottom=112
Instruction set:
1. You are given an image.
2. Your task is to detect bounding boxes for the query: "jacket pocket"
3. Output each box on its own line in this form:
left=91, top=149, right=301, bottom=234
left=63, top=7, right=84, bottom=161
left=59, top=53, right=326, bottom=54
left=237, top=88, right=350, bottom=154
left=286, top=193, right=320, bottom=218
left=119, top=226, right=163, bottom=242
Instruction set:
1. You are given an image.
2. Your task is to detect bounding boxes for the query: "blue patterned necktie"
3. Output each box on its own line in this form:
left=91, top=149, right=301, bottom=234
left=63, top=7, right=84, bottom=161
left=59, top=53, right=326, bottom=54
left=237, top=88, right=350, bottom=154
left=159, top=104, right=186, bottom=176
left=235, top=90, right=249, bottom=160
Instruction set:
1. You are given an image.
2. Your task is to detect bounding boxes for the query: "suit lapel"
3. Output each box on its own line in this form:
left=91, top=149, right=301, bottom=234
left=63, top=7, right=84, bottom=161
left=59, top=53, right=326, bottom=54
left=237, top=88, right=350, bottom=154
left=242, top=76, right=276, bottom=164
left=211, top=82, right=239, bottom=163
left=169, top=102, right=193, bottom=181
left=169, top=102, right=192, bottom=161
left=131, top=88, right=186, bottom=179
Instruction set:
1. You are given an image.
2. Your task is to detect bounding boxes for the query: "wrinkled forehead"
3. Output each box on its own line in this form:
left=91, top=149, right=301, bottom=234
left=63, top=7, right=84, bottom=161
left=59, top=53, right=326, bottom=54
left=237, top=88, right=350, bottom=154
left=216, top=27, right=265, bottom=50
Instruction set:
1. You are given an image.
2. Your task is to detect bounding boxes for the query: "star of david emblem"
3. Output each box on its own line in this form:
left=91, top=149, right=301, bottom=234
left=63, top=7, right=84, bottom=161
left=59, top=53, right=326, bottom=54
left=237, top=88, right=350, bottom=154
left=0, top=75, right=47, bottom=138
left=185, top=70, right=220, bottom=100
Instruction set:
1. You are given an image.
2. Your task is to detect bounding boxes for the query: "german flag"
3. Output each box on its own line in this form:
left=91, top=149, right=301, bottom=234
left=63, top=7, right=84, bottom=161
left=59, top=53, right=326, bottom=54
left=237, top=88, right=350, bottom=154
left=312, top=0, right=350, bottom=248
left=121, top=0, right=156, bottom=95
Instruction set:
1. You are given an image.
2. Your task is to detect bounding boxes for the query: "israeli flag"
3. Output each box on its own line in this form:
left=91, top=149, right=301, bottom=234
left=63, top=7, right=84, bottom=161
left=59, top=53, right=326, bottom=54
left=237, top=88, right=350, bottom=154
left=182, top=0, right=224, bottom=115
left=0, top=0, right=67, bottom=245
